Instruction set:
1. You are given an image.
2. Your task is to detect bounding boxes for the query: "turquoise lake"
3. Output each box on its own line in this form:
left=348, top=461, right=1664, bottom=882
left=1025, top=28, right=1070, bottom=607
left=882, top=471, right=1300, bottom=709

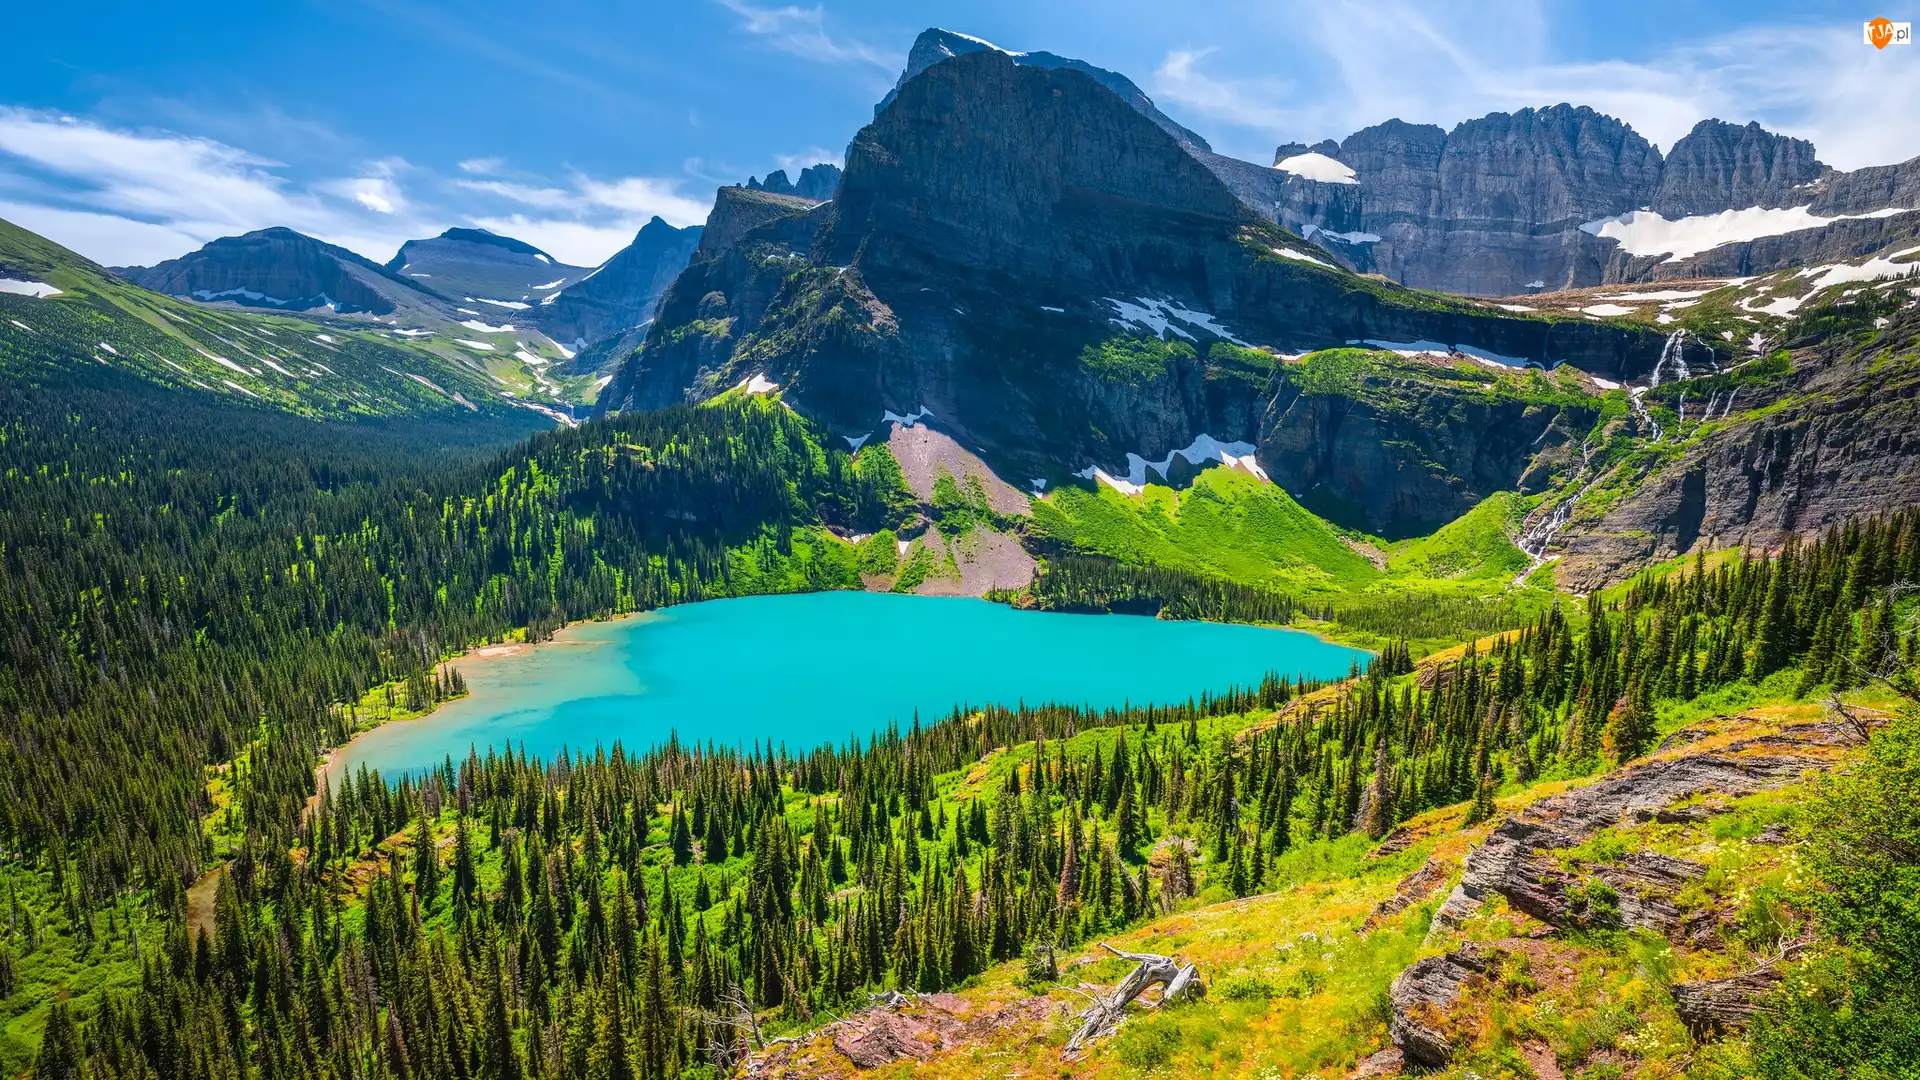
left=331, top=592, right=1370, bottom=779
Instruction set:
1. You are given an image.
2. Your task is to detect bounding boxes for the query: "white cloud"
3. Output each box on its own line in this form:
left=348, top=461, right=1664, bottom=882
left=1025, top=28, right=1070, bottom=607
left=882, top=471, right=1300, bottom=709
left=457, top=172, right=711, bottom=265
left=1149, top=1, right=1920, bottom=170
left=458, top=156, right=504, bottom=174
left=712, top=0, right=900, bottom=71
left=0, top=107, right=710, bottom=268
left=0, top=107, right=431, bottom=264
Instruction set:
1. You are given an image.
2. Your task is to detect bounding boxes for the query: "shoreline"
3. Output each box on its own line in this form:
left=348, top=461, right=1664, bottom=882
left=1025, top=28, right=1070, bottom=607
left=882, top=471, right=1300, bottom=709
left=305, top=592, right=1373, bottom=804
left=308, top=610, right=651, bottom=805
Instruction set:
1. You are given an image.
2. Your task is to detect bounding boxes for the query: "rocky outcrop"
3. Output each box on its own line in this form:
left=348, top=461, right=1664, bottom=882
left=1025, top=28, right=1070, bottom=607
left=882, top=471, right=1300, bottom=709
left=536, top=216, right=704, bottom=350
left=1672, top=967, right=1785, bottom=1034
left=1557, top=309, right=1920, bottom=588
left=1433, top=721, right=1845, bottom=930
left=116, top=227, right=435, bottom=315
left=1388, top=941, right=1503, bottom=1067
left=384, top=228, right=588, bottom=303
left=745, top=163, right=842, bottom=201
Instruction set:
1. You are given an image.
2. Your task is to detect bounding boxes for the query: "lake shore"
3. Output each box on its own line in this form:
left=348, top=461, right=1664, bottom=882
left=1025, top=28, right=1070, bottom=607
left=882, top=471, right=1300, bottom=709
left=309, top=611, right=650, bottom=803
left=307, top=592, right=1371, bottom=799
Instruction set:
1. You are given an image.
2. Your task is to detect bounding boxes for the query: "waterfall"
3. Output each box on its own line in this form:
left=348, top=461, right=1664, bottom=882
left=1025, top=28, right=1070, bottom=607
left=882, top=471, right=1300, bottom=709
left=1720, top=387, right=1739, bottom=419
left=1649, top=329, right=1689, bottom=387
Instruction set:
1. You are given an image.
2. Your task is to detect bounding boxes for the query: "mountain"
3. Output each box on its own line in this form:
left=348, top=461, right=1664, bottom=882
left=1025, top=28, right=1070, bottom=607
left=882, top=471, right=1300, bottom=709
left=384, top=227, right=589, bottom=306
left=604, top=45, right=1691, bottom=536
left=877, top=28, right=1212, bottom=153
left=0, top=215, right=571, bottom=423
left=534, top=216, right=705, bottom=352
left=1268, top=111, right=1920, bottom=295
left=745, top=163, right=842, bottom=201
left=115, top=226, right=440, bottom=316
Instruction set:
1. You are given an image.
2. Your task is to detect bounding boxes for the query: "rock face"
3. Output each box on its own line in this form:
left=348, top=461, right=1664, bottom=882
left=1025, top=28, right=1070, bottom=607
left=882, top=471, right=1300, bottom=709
left=115, top=227, right=434, bottom=315
left=1388, top=941, right=1501, bottom=1067
left=1672, top=967, right=1786, bottom=1034
left=384, top=228, right=588, bottom=304
left=1272, top=111, right=1920, bottom=295
left=745, top=164, right=842, bottom=201
left=877, top=28, right=1211, bottom=152
left=1433, top=721, right=1846, bottom=931
left=1557, top=307, right=1920, bottom=588
left=535, top=216, right=703, bottom=349
left=605, top=46, right=1680, bottom=532
left=1258, top=364, right=1596, bottom=536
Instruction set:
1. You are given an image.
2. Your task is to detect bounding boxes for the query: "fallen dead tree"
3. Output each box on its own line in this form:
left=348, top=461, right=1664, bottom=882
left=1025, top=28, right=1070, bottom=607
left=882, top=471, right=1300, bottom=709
left=1063, top=943, right=1204, bottom=1053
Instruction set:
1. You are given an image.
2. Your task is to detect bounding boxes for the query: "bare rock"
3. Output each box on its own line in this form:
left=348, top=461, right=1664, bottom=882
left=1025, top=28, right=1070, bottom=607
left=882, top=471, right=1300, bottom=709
left=1673, top=966, right=1784, bottom=1035
left=1351, top=1046, right=1406, bottom=1079
left=1388, top=942, right=1500, bottom=1067
left=1436, top=726, right=1838, bottom=932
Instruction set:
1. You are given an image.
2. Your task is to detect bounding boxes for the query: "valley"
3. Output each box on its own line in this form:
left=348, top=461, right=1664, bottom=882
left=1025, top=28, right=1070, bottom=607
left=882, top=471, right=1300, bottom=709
left=0, top=14, right=1918, bottom=1080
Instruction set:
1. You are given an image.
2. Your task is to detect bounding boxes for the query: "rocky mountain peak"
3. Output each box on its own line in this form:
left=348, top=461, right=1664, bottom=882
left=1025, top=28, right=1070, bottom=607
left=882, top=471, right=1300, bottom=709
left=876, top=27, right=1211, bottom=153
left=1651, top=118, right=1825, bottom=217
left=744, top=163, right=843, bottom=202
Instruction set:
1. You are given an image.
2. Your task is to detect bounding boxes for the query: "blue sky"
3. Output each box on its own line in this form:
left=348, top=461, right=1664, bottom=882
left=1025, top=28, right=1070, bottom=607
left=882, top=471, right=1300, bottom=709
left=0, top=0, right=1908, bottom=267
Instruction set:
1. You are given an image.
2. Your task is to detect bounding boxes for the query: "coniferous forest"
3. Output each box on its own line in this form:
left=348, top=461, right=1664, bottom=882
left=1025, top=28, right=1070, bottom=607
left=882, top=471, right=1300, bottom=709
left=5, top=361, right=1920, bottom=1079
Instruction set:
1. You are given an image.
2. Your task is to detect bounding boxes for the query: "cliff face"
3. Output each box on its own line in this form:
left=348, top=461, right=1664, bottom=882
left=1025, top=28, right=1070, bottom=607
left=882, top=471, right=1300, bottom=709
left=605, top=48, right=1682, bottom=535
left=1651, top=120, right=1823, bottom=217
left=116, top=228, right=431, bottom=315
left=1275, top=111, right=1919, bottom=296
left=1556, top=306, right=1920, bottom=588
left=535, top=216, right=704, bottom=349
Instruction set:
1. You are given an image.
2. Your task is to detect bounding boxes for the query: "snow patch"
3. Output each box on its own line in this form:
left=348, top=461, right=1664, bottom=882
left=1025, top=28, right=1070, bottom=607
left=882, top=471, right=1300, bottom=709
left=1581, top=303, right=1640, bottom=317
left=96, top=342, right=118, bottom=356
left=531, top=278, right=565, bottom=290
left=1609, top=287, right=1720, bottom=301
left=1106, top=297, right=1250, bottom=344
left=454, top=339, right=496, bottom=351
left=1580, top=205, right=1915, bottom=262
left=1353, top=338, right=1531, bottom=368
left=314, top=334, right=337, bottom=344
left=0, top=278, right=61, bottom=298
left=460, top=319, right=515, bottom=333
left=883, top=406, right=934, bottom=427
left=8, top=319, right=35, bottom=332
left=468, top=297, right=531, bottom=311
left=1040, top=305, right=1065, bottom=313
left=1030, top=478, right=1047, bottom=492
left=740, top=373, right=779, bottom=395
left=390, top=328, right=433, bottom=337
left=1798, top=252, right=1920, bottom=291
left=1270, top=246, right=1332, bottom=269
left=220, top=379, right=257, bottom=398
left=1273, top=152, right=1357, bottom=184
left=1495, top=303, right=1534, bottom=312
left=1525, top=280, right=1547, bottom=290
left=1075, top=433, right=1269, bottom=495
left=262, top=359, right=297, bottom=378
left=844, top=433, right=870, bottom=451
left=1302, top=225, right=1380, bottom=244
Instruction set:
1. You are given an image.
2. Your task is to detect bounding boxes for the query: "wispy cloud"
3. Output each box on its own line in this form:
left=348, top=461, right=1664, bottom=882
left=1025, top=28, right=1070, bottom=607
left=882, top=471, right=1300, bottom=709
left=458, top=171, right=712, bottom=265
left=1149, top=0, right=1920, bottom=169
left=712, top=0, right=901, bottom=72
left=0, top=107, right=718, bottom=267
left=0, top=107, right=430, bottom=264
left=458, top=156, right=504, bottom=174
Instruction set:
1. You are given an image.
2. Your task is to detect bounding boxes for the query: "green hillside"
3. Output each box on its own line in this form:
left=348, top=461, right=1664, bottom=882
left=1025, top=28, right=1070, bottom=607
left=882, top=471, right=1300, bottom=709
left=0, top=216, right=569, bottom=421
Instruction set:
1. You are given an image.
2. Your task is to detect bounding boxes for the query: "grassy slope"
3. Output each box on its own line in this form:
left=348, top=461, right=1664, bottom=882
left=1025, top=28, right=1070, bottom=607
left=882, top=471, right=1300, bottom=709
left=0, top=216, right=565, bottom=421
left=742, top=681, right=1885, bottom=1080
left=1030, top=467, right=1381, bottom=595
